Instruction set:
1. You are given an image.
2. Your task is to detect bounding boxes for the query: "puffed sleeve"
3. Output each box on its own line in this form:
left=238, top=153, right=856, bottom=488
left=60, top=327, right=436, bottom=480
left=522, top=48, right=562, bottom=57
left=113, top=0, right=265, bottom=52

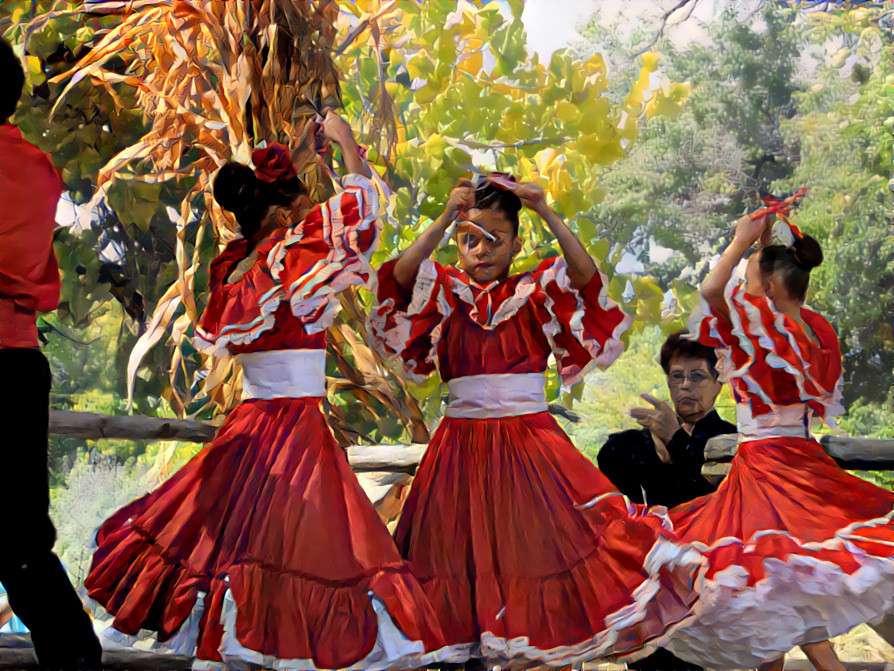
left=534, top=257, right=632, bottom=387
left=195, top=239, right=282, bottom=356
left=369, top=257, right=451, bottom=381
left=688, top=277, right=843, bottom=418
left=266, top=173, right=382, bottom=333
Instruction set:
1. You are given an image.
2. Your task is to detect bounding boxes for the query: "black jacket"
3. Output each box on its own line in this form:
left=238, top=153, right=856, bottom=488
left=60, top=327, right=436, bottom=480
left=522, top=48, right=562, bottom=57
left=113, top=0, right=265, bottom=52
left=597, top=410, right=736, bottom=509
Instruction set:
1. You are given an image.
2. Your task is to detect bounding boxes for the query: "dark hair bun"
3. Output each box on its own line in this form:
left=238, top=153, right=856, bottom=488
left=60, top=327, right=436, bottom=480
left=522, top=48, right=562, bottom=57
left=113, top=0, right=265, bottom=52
left=1, top=38, right=26, bottom=121
left=213, top=162, right=258, bottom=215
left=791, top=234, right=823, bottom=271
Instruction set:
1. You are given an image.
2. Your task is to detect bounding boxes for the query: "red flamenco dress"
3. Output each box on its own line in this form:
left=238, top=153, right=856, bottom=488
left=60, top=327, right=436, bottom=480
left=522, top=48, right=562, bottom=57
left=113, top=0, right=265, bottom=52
left=370, top=257, right=705, bottom=666
left=85, top=175, right=453, bottom=670
left=660, top=279, right=894, bottom=669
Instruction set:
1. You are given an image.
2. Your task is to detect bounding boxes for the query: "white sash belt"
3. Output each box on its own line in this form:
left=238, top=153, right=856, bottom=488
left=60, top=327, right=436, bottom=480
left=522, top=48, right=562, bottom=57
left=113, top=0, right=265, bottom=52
left=446, top=373, right=548, bottom=419
left=738, top=402, right=810, bottom=441
left=238, top=349, right=327, bottom=400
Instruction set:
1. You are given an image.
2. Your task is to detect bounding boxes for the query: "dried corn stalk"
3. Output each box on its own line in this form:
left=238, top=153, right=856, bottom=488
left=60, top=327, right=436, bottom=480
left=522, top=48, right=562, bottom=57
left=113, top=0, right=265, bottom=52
left=39, top=0, right=428, bottom=443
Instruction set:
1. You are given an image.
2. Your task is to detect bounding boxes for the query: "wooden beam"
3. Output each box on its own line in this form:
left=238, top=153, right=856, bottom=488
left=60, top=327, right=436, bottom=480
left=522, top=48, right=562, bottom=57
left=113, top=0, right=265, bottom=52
left=821, top=435, right=894, bottom=470
left=346, top=444, right=426, bottom=472
left=703, top=434, right=894, bottom=478
left=49, top=410, right=218, bottom=443
left=701, top=462, right=732, bottom=486
left=49, top=409, right=429, bottom=469
left=47, top=411, right=894, bottom=473
left=703, top=434, right=740, bottom=461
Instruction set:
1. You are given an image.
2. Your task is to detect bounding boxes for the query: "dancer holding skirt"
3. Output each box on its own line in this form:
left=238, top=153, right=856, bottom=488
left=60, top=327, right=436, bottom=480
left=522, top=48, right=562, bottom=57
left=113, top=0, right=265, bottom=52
left=86, top=112, right=452, bottom=670
left=371, top=175, right=702, bottom=668
left=661, top=200, right=894, bottom=670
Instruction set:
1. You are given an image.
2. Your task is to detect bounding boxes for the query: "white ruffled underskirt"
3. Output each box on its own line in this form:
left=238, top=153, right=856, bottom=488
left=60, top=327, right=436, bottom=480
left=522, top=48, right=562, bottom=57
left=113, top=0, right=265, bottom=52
left=657, top=523, right=894, bottom=669
left=94, top=592, right=204, bottom=658
left=456, top=538, right=704, bottom=668
left=93, top=536, right=702, bottom=669
left=94, top=587, right=469, bottom=671
left=212, top=589, right=469, bottom=671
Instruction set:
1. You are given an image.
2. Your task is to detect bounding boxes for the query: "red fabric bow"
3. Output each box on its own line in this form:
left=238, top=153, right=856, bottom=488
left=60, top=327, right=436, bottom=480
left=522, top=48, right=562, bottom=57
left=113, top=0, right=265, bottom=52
left=751, top=187, right=807, bottom=239
left=252, top=143, right=297, bottom=183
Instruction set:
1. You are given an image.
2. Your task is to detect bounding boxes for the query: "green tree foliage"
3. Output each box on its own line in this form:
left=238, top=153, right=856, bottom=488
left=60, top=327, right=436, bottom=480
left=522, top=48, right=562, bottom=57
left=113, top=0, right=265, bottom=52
left=780, top=6, right=893, bottom=407
left=0, top=1, right=888, bottom=470
left=574, top=1, right=892, bottom=418
left=577, top=4, right=802, bottom=277
left=2, top=0, right=686, bottom=445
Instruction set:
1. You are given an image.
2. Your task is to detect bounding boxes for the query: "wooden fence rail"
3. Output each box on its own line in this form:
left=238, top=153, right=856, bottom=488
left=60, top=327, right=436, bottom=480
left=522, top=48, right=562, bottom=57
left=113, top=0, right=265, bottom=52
left=702, top=434, right=894, bottom=480
left=49, top=410, right=894, bottom=474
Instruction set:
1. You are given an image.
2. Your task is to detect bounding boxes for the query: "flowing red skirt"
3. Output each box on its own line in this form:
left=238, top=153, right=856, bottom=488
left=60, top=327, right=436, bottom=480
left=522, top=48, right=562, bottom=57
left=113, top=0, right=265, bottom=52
left=394, top=411, right=701, bottom=665
left=663, top=437, right=894, bottom=668
left=85, top=397, right=445, bottom=669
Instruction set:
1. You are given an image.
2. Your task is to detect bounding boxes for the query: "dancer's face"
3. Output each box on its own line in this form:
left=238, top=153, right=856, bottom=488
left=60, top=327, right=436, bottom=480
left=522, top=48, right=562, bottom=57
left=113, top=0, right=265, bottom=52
left=745, top=252, right=767, bottom=297
left=750, top=250, right=794, bottom=304
left=666, top=355, right=722, bottom=424
left=456, top=207, right=522, bottom=284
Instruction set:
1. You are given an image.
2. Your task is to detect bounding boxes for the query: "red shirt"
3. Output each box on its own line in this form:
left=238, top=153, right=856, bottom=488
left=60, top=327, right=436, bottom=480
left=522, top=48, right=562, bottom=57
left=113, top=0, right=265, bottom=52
left=0, top=123, right=61, bottom=348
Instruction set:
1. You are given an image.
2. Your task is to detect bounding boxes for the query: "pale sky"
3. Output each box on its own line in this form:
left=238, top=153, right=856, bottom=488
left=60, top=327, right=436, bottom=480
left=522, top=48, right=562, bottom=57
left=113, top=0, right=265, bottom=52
left=520, top=0, right=764, bottom=60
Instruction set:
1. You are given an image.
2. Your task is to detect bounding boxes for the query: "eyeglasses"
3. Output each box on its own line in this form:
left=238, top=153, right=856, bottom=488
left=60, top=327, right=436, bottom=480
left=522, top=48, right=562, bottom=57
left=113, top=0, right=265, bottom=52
left=668, top=371, right=715, bottom=386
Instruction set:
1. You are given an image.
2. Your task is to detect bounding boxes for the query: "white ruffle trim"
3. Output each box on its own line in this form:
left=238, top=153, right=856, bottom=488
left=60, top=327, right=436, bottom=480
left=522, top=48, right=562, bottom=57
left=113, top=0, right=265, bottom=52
left=95, top=585, right=470, bottom=671
left=688, top=276, right=843, bottom=421
left=538, top=257, right=632, bottom=388
left=448, top=272, right=539, bottom=329
left=657, top=511, right=894, bottom=669
left=267, top=174, right=381, bottom=336
left=369, top=258, right=450, bottom=382
left=93, top=591, right=206, bottom=658
left=195, top=284, right=283, bottom=357
left=215, top=588, right=469, bottom=671
left=469, top=537, right=703, bottom=666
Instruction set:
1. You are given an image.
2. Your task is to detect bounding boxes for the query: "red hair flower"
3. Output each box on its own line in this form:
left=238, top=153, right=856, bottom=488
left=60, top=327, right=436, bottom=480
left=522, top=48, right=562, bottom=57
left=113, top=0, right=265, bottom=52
left=252, top=142, right=297, bottom=183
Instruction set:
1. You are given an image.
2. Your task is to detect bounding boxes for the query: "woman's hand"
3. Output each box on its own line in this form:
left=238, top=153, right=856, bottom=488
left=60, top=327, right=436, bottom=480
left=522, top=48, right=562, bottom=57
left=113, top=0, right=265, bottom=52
left=493, top=175, right=596, bottom=289
left=318, top=109, right=368, bottom=176
left=392, top=180, right=478, bottom=290
left=702, top=208, right=772, bottom=315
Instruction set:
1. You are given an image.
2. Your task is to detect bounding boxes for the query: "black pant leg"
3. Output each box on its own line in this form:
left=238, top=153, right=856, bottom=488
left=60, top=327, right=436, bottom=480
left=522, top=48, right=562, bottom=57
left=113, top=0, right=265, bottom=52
left=0, top=348, right=102, bottom=668
left=628, top=647, right=704, bottom=671
left=597, top=431, right=656, bottom=504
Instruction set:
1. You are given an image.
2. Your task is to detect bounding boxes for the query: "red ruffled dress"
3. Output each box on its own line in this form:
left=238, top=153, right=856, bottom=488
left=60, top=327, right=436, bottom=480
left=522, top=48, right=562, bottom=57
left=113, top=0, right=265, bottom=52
left=370, top=257, right=704, bottom=665
left=660, top=279, right=894, bottom=668
left=85, top=175, right=454, bottom=670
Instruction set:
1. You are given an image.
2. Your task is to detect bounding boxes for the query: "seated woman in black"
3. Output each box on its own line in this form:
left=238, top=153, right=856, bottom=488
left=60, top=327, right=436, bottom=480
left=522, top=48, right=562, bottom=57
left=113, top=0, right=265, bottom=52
left=597, top=330, right=735, bottom=509
left=597, top=330, right=734, bottom=671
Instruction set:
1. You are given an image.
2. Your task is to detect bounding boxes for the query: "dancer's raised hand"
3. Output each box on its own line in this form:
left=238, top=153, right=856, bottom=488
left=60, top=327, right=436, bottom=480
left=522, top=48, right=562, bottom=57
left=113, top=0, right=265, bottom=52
left=733, top=210, right=771, bottom=247
left=321, top=109, right=355, bottom=146
left=446, top=180, right=476, bottom=218
left=317, top=109, right=368, bottom=177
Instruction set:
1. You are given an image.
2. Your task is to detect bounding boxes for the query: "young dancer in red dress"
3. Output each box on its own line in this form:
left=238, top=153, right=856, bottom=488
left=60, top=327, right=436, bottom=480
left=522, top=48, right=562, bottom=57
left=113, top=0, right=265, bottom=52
left=659, top=205, right=894, bottom=670
left=85, top=112, right=453, bottom=670
left=371, top=176, right=703, bottom=667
